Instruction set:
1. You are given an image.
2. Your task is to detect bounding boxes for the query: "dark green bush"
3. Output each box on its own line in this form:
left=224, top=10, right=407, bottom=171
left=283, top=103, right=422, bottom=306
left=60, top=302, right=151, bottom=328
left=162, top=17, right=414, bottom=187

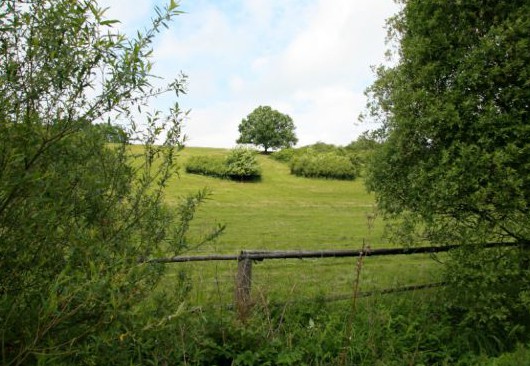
left=443, top=245, right=530, bottom=351
left=185, top=147, right=261, bottom=181
left=0, top=1, right=227, bottom=364
left=290, top=152, right=360, bottom=180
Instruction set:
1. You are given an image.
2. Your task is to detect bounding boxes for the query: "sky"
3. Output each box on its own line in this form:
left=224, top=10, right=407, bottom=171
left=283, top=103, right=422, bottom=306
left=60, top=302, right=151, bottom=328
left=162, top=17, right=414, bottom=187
left=100, top=0, right=400, bottom=148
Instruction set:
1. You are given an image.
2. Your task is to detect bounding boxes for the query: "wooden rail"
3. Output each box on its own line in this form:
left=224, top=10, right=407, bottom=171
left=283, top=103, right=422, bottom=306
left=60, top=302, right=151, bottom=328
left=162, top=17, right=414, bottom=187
left=144, top=242, right=518, bottom=318
left=147, top=242, right=515, bottom=263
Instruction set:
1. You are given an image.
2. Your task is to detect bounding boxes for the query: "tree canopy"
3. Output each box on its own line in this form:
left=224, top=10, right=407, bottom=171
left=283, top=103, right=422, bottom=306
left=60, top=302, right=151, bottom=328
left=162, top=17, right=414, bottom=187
left=365, top=0, right=530, bottom=246
left=237, top=105, right=298, bottom=153
left=364, top=0, right=530, bottom=339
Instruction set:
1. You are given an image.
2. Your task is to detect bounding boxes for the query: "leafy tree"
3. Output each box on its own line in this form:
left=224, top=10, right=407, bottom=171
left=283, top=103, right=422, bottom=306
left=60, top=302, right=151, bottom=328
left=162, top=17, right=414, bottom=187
left=0, top=0, right=221, bottom=363
left=237, top=105, right=298, bottom=153
left=93, top=122, right=129, bottom=143
left=345, top=131, right=381, bottom=152
left=364, top=0, right=530, bottom=342
left=365, top=0, right=530, bottom=245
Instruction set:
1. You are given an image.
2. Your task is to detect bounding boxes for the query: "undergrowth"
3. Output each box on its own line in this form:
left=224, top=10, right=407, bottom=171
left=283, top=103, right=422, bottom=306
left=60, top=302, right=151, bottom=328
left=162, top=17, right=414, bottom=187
left=158, top=289, right=526, bottom=365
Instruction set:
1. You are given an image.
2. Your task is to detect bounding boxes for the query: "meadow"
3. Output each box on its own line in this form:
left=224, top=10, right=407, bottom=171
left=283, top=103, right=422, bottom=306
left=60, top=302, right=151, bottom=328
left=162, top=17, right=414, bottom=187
left=158, top=146, right=443, bottom=306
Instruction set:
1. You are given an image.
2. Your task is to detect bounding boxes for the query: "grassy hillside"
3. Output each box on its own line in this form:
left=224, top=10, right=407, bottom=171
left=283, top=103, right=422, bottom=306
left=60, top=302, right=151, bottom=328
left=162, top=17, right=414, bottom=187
left=167, top=147, right=382, bottom=252
left=156, top=146, right=442, bottom=305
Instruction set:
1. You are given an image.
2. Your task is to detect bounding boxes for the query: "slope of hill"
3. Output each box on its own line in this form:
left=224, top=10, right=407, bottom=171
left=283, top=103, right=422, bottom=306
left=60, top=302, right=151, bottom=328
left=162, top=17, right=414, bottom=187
left=166, top=147, right=382, bottom=253
left=157, top=147, right=440, bottom=305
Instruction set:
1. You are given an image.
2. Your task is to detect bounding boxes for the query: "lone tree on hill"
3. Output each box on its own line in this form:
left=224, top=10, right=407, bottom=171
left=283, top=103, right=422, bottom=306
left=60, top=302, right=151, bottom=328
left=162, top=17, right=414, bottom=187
left=237, top=106, right=298, bottom=153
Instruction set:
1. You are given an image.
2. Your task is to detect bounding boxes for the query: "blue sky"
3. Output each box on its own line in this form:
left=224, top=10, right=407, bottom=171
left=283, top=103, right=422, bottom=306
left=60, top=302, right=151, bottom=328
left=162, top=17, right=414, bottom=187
left=101, top=0, right=399, bottom=148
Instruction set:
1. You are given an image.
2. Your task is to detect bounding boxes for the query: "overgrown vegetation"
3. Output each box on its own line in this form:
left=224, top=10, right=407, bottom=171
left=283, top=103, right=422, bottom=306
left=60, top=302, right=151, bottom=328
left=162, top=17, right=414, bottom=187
left=185, top=147, right=262, bottom=181
left=290, top=152, right=359, bottom=180
left=92, top=122, right=129, bottom=143
left=0, top=1, right=222, bottom=364
left=108, top=290, right=530, bottom=365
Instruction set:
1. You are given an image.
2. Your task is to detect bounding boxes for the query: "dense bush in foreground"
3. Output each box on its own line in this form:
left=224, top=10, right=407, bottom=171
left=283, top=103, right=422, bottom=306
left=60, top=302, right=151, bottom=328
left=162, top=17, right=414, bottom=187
left=186, top=147, right=261, bottom=181
left=365, top=0, right=530, bottom=347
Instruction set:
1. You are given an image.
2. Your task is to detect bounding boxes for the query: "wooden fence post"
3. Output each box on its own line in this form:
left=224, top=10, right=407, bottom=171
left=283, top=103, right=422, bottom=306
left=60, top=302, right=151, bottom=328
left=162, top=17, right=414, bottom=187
left=235, top=250, right=253, bottom=319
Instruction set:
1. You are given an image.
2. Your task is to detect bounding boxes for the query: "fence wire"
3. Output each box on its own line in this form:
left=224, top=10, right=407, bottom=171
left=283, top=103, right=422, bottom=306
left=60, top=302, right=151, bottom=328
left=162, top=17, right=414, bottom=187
left=162, top=253, right=444, bottom=308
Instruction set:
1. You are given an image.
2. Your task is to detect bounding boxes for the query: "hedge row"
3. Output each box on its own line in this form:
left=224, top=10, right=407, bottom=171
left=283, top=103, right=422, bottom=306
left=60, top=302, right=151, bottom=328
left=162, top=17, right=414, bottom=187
left=290, top=152, right=360, bottom=180
left=271, top=143, right=362, bottom=180
left=185, top=148, right=261, bottom=181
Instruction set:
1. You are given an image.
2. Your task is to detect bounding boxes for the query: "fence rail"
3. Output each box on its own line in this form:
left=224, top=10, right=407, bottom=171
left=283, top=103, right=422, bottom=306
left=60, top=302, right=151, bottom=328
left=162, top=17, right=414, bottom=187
left=148, top=241, right=515, bottom=263
left=144, top=242, right=519, bottom=318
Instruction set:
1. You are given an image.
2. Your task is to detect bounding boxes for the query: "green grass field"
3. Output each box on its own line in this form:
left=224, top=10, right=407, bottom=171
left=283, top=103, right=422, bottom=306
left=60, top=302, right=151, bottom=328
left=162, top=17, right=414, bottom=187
left=157, top=146, right=443, bottom=306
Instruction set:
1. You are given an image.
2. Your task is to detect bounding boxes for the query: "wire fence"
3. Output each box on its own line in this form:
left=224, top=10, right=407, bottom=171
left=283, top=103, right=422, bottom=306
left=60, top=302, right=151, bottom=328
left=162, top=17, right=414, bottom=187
left=153, top=242, right=518, bottom=317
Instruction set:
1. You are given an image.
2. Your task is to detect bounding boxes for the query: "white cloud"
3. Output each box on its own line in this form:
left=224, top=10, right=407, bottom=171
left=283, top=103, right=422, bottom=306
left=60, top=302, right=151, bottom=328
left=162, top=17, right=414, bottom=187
left=95, top=0, right=400, bottom=148
left=292, top=87, right=368, bottom=146
left=256, top=0, right=396, bottom=94
left=182, top=101, right=253, bottom=148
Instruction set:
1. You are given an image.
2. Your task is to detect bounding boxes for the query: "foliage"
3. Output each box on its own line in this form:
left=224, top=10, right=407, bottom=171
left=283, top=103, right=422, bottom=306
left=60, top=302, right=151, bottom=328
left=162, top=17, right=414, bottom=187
left=237, top=106, right=298, bottom=153
left=290, top=151, right=360, bottom=180
left=270, top=143, right=361, bottom=180
left=269, top=147, right=296, bottom=163
left=297, top=141, right=338, bottom=154
left=345, top=130, right=382, bottom=153
left=185, top=154, right=227, bottom=178
left=92, top=122, right=129, bottom=143
left=0, top=1, right=222, bottom=364
left=443, top=245, right=530, bottom=347
left=483, top=343, right=530, bottom=365
left=185, top=147, right=261, bottom=181
left=365, top=0, right=530, bottom=245
left=364, top=0, right=530, bottom=344
left=155, top=291, right=504, bottom=365
left=225, top=146, right=262, bottom=180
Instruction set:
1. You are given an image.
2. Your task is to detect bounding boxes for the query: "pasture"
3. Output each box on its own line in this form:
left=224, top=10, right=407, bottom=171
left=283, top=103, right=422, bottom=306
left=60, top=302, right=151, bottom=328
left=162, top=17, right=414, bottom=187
left=156, top=146, right=442, bottom=306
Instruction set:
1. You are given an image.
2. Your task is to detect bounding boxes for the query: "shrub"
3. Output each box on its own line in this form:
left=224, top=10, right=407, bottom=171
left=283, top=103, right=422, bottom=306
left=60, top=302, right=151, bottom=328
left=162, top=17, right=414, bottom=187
left=185, top=155, right=227, bottom=177
left=185, top=147, right=261, bottom=181
left=166, top=291, right=483, bottom=365
left=443, top=245, right=530, bottom=351
left=290, top=152, right=360, bottom=180
left=301, top=141, right=338, bottom=154
left=225, top=147, right=262, bottom=181
left=270, top=147, right=296, bottom=163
